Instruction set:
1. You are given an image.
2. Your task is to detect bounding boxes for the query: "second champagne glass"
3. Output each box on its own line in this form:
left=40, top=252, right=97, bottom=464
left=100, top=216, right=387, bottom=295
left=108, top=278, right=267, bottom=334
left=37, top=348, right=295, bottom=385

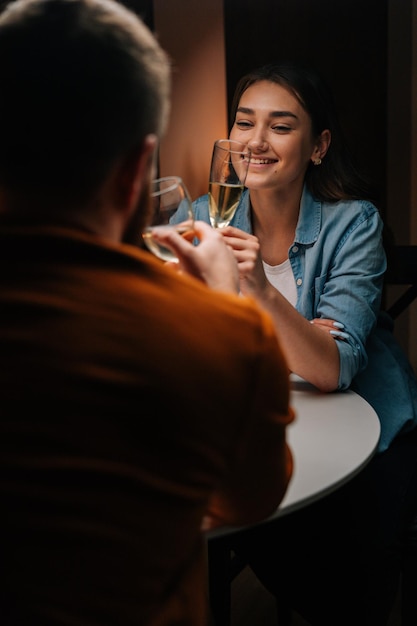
left=142, top=176, right=194, bottom=263
left=208, top=139, right=251, bottom=229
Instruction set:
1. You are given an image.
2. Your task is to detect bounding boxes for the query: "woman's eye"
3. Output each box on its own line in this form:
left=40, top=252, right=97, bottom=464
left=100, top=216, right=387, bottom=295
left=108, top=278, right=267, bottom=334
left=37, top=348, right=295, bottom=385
left=235, top=120, right=252, bottom=128
left=273, top=125, right=291, bottom=132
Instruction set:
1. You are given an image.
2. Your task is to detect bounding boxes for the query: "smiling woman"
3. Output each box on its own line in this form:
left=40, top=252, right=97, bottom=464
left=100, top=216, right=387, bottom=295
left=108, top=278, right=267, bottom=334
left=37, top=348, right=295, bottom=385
left=147, top=0, right=417, bottom=375
left=191, top=60, right=383, bottom=393
left=190, top=59, right=417, bottom=626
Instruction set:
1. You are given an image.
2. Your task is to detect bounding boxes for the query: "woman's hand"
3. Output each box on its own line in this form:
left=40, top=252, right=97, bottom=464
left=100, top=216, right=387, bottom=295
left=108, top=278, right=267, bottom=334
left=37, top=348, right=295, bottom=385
left=151, top=220, right=240, bottom=294
left=310, top=318, right=349, bottom=341
left=220, top=225, right=270, bottom=296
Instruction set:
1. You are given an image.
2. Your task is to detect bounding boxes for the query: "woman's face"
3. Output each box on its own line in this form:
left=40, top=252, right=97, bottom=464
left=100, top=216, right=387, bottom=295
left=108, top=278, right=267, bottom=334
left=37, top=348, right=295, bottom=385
left=229, top=80, right=320, bottom=192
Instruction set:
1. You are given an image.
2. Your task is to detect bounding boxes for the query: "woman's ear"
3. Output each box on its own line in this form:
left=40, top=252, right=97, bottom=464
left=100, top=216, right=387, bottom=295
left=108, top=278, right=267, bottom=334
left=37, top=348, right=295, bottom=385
left=311, top=129, right=331, bottom=165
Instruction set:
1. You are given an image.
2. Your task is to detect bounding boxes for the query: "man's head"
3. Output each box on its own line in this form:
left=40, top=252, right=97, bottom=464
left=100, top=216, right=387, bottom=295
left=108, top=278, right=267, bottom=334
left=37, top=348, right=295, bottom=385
left=0, top=0, right=170, bottom=220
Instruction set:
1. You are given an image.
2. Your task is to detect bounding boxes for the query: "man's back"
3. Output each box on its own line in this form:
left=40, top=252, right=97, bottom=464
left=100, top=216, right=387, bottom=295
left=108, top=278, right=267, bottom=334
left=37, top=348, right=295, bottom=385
left=0, top=0, right=293, bottom=621
left=0, top=224, right=293, bottom=625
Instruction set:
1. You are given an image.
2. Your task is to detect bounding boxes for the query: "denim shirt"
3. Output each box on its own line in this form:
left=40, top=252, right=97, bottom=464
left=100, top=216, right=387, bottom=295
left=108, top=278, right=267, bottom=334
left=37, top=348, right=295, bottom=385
left=190, top=186, right=417, bottom=451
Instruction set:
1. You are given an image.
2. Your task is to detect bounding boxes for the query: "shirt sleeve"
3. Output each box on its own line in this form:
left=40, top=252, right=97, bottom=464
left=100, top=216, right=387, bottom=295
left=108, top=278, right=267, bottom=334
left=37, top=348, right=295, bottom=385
left=205, top=309, right=295, bottom=529
left=317, top=208, right=386, bottom=389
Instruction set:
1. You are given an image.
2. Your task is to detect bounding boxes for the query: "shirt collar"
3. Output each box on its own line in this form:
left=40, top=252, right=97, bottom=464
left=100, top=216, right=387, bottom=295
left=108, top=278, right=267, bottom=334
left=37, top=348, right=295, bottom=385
left=295, top=185, right=322, bottom=246
left=235, top=185, right=322, bottom=246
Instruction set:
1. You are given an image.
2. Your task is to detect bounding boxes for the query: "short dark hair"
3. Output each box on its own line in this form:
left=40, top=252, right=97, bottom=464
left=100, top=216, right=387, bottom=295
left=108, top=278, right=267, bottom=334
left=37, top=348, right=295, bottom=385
left=0, top=0, right=171, bottom=205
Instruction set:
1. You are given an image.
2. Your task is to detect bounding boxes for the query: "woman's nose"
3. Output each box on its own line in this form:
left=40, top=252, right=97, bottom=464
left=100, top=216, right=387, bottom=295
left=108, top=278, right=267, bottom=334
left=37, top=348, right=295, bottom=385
left=248, top=135, right=268, bottom=151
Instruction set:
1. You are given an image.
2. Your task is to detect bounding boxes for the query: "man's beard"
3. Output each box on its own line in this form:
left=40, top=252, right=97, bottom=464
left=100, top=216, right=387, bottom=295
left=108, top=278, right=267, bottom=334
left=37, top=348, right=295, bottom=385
left=121, top=179, right=152, bottom=248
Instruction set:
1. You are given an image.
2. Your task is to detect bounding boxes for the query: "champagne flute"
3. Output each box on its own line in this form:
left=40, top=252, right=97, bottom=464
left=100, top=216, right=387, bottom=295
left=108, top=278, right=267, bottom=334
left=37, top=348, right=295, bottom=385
left=142, top=176, right=195, bottom=263
left=208, top=139, right=251, bottom=229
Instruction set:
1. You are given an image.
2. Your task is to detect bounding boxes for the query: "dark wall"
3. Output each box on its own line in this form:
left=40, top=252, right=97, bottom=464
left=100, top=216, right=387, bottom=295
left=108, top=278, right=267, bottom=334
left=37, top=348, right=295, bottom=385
left=0, top=0, right=154, bottom=18
left=223, top=0, right=388, bottom=216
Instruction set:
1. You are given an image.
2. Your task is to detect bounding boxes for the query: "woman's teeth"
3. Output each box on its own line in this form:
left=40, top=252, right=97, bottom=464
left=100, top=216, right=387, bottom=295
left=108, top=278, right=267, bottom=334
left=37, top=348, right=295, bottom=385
left=250, top=157, right=276, bottom=164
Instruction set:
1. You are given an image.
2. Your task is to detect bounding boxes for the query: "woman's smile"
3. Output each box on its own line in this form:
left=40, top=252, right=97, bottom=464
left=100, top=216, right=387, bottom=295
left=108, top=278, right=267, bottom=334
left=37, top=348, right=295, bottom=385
left=249, top=156, right=278, bottom=165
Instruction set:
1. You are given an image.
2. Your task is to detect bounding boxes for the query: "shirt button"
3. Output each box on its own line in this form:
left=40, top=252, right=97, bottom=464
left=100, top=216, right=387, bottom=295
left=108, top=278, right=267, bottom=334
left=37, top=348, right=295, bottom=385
left=296, top=278, right=302, bottom=286
left=292, top=245, right=299, bottom=253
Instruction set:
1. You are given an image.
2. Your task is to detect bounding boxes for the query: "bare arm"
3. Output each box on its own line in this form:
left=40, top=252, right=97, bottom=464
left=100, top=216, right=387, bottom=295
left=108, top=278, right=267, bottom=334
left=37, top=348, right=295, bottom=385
left=221, top=226, right=340, bottom=391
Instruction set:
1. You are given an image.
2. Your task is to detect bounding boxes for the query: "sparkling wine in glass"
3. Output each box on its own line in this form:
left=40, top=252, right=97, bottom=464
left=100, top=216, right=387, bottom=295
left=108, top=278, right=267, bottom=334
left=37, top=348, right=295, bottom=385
left=208, top=139, right=251, bottom=229
left=142, top=176, right=194, bottom=263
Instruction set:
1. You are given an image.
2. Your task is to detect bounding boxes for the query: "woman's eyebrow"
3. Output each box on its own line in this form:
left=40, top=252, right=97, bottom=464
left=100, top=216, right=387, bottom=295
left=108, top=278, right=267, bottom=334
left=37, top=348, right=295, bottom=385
left=236, top=106, right=298, bottom=120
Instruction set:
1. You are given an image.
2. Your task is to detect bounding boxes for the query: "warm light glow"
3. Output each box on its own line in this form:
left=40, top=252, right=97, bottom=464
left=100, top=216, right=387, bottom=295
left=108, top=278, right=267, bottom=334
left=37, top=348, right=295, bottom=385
left=153, top=0, right=228, bottom=200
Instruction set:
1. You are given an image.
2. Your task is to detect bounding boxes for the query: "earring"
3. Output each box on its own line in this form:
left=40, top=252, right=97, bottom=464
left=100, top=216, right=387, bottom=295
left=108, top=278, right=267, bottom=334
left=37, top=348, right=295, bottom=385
left=313, top=157, right=322, bottom=166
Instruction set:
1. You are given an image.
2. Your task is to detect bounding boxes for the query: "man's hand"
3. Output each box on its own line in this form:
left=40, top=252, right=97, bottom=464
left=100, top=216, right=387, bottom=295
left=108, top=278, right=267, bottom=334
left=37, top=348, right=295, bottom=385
left=152, top=221, right=240, bottom=293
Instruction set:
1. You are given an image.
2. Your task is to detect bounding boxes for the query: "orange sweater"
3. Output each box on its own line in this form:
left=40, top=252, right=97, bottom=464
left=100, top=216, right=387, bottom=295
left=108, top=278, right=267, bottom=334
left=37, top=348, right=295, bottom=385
left=0, top=224, right=294, bottom=626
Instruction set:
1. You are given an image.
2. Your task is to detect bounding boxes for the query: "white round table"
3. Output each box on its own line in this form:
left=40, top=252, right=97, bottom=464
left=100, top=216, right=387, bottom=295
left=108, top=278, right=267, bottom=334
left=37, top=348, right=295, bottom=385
left=209, top=376, right=381, bottom=539
left=207, top=379, right=381, bottom=626
left=277, top=375, right=381, bottom=517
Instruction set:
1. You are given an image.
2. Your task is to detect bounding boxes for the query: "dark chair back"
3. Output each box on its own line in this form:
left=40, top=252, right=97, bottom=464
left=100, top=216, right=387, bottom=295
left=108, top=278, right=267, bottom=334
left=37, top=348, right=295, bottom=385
left=384, top=245, right=417, bottom=320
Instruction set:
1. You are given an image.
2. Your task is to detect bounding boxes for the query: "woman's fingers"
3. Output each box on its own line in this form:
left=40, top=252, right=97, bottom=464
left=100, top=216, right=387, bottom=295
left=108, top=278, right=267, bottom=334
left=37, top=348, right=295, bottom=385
left=310, top=318, right=349, bottom=341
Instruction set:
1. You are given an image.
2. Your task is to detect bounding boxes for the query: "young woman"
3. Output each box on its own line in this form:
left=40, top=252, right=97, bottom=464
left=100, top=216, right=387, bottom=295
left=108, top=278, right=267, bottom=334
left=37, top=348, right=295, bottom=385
left=193, top=60, right=417, bottom=453
left=191, top=61, right=417, bottom=624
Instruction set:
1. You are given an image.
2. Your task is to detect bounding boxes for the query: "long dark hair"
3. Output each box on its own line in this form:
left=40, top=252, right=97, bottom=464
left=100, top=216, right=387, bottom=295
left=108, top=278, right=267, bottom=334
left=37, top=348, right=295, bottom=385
left=230, top=61, right=378, bottom=203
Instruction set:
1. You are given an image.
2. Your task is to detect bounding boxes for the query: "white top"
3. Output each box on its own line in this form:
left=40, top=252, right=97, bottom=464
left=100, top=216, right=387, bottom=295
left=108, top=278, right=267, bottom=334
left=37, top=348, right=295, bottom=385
left=263, top=258, right=297, bottom=306
left=207, top=376, right=381, bottom=539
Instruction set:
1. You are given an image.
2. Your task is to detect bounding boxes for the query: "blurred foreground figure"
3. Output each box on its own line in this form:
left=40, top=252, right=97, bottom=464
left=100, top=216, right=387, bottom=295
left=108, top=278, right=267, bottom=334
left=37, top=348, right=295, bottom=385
left=0, top=1, right=294, bottom=624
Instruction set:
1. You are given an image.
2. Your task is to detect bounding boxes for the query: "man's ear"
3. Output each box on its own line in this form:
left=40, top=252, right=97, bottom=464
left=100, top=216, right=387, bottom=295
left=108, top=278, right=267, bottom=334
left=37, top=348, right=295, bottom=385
left=119, top=134, right=158, bottom=213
